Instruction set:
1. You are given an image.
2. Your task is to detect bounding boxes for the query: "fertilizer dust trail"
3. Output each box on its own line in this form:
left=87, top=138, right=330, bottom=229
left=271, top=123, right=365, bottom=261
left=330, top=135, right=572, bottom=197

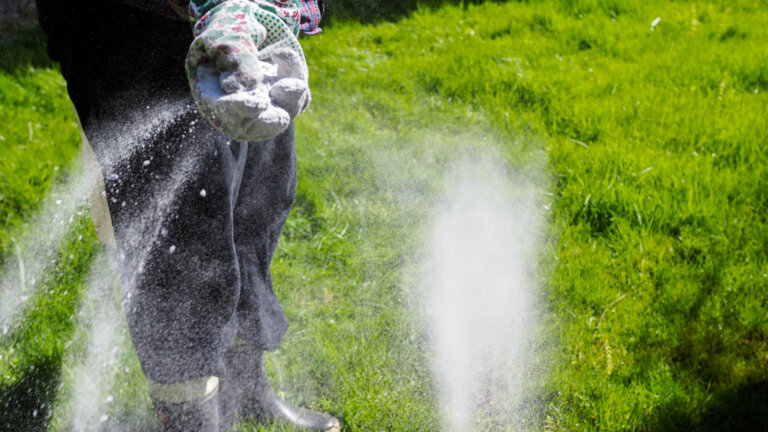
left=48, top=250, right=155, bottom=432
left=0, top=97, right=194, bottom=429
left=0, top=98, right=190, bottom=336
left=0, top=162, right=93, bottom=336
left=46, top=98, right=202, bottom=431
left=420, top=156, right=546, bottom=432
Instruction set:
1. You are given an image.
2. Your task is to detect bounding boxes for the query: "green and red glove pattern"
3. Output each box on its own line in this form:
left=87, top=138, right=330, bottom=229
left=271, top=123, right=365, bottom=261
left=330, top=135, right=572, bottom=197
left=186, top=0, right=310, bottom=141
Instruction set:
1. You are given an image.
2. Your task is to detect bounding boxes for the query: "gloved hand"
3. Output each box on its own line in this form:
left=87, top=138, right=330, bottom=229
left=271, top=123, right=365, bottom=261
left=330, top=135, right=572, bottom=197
left=186, top=0, right=311, bottom=142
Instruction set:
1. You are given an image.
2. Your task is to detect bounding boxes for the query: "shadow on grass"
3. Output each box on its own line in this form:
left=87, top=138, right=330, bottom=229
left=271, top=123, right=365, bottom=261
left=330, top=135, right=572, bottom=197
left=648, top=379, right=768, bottom=432
left=323, top=0, right=488, bottom=25
left=0, top=357, right=60, bottom=432
left=0, top=21, right=54, bottom=74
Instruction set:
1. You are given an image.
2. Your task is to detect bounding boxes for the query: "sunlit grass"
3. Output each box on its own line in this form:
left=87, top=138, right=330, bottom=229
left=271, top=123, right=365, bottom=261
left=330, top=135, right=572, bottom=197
left=2, top=0, right=767, bottom=430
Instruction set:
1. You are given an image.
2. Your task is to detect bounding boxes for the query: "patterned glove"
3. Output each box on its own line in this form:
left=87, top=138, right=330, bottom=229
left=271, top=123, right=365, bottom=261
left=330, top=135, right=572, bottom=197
left=186, top=0, right=311, bottom=142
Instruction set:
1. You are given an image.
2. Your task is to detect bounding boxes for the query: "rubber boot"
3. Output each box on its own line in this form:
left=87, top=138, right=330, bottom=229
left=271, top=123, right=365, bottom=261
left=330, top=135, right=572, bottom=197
left=149, top=376, right=221, bottom=432
left=220, top=341, right=340, bottom=432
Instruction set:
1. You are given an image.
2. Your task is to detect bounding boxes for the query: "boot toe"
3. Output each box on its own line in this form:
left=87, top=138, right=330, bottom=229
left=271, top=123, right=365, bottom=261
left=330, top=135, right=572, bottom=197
left=324, top=417, right=341, bottom=432
left=273, top=399, right=340, bottom=431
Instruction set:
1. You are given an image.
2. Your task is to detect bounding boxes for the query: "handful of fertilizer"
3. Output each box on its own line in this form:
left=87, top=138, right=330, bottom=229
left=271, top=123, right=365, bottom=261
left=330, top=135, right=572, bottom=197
left=192, top=48, right=309, bottom=142
left=186, top=0, right=311, bottom=142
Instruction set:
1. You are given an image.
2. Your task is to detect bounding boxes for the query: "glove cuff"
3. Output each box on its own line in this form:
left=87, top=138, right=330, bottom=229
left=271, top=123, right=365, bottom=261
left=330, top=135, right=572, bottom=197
left=188, top=0, right=309, bottom=83
left=190, top=0, right=301, bottom=36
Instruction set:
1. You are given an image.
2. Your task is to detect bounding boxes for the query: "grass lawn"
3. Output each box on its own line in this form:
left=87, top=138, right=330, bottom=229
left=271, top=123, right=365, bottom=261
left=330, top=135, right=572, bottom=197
left=2, top=0, right=768, bottom=430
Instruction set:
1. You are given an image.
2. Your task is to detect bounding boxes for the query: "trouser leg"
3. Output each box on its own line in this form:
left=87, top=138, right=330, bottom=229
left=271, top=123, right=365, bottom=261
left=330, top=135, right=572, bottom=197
left=37, top=2, right=340, bottom=429
left=36, top=0, right=292, bottom=384
left=231, top=126, right=296, bottom=350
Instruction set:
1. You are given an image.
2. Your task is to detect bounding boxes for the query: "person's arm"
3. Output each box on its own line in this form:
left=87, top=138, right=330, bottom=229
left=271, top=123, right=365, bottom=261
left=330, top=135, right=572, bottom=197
left=185, top=0, right=311, bottom=141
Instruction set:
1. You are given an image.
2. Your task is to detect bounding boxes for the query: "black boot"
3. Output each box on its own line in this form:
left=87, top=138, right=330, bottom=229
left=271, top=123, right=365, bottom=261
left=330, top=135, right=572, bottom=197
left=220, top=342, right=340, bottom=432
left=150, top=377, right=220, bottom=432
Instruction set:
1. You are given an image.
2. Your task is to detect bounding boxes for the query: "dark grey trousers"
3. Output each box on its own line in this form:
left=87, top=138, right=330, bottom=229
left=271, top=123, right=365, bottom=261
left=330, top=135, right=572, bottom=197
left=38, top=0, right=293, bottom=384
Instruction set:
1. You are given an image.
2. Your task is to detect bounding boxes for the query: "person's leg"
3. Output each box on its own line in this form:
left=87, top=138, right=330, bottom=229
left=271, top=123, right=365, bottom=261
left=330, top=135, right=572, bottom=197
left=36, top=1, right=244, bottom=429
left=231, top=124, right=296, bottom=350
left=221, top=128, right=339, bottom=431
left=38, top=0, right=336, bottom=430
left=38, top=0, right=240, bottom=380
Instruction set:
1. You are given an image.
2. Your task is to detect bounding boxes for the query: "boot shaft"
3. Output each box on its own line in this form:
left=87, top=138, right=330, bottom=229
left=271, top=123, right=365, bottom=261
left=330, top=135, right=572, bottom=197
left=150, top=376, right=221, bottom=432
